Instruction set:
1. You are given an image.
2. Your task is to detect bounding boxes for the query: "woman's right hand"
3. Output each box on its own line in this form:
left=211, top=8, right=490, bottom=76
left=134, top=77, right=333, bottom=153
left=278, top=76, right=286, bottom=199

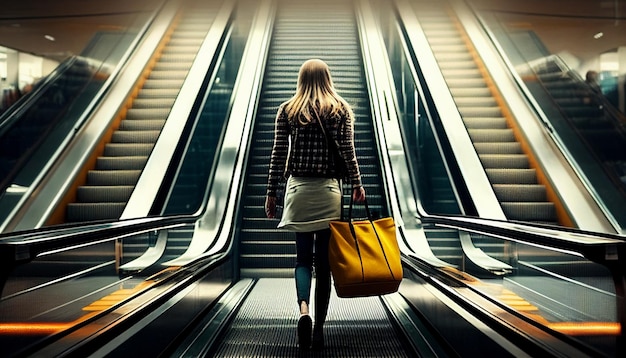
left=352, top=186, right=366, bottom=203
left=265, top=196, right=277, bottom=218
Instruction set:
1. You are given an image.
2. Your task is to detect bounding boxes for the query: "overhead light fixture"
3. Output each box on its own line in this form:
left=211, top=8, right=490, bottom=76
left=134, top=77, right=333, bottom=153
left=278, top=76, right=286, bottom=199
left=594, top=32, right=604, bottom=39
left=44, top=35, right=55, bottom=41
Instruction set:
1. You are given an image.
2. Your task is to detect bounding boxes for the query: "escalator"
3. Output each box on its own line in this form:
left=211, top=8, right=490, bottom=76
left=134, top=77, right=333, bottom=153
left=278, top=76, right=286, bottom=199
left=382, top=1, right=624, bottom=356
left=238, top=0, right=387, bottom=276
left=63, top=0, right=221, bottom=223
left=410, top=0, right=564, bottom=226
left=0, top=1, right=624, bottom=357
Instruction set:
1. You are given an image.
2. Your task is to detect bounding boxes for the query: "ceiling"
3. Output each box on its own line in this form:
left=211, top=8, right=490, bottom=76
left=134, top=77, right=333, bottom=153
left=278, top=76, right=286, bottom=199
left=0, top=0, right=163, bottom=60
left=0, top=0, right=624, bottom=63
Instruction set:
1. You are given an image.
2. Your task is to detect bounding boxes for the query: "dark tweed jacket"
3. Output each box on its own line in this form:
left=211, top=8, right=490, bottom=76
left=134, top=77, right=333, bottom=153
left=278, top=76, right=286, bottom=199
left=266, top=103, right=362, bottom=197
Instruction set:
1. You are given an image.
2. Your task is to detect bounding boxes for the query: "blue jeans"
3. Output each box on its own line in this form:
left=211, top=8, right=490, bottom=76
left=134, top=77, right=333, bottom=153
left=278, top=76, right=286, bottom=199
left=295, top=228, right=331, bottom=326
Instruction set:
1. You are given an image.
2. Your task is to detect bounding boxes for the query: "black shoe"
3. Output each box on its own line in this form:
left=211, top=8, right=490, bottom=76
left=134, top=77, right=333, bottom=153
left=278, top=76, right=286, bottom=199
left=298, top=315, right=312, bottom=349
left=311, top=326, right=324, bottom=350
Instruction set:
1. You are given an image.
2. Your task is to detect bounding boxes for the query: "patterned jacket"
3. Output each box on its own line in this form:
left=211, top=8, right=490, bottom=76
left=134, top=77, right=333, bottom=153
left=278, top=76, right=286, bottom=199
left=266, top=103, right=362, bottom=197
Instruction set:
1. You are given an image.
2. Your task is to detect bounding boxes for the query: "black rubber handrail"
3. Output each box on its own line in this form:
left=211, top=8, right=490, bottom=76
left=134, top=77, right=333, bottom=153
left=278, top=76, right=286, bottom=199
left=0, top=215, right=196, bottom=294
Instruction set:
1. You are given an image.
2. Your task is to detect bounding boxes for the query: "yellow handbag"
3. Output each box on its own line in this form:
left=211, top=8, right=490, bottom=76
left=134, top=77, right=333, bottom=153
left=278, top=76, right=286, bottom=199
left=328, top=198, right=402, bottom=298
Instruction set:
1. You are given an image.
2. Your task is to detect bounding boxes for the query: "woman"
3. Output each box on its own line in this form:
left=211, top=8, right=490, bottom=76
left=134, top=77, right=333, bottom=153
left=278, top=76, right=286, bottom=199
left=265, top=59, right=366, bottom=350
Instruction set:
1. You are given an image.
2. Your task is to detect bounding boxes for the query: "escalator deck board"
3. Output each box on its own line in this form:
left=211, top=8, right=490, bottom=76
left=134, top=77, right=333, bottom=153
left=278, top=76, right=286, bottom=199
left=212, top=278, right=410, bottom=357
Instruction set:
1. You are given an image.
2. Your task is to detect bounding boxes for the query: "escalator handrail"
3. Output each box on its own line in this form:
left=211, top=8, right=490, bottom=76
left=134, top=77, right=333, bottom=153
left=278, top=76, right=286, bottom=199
left=420, top=212, right=626, bottom=266
left=0, top=215, right=195, bottom=268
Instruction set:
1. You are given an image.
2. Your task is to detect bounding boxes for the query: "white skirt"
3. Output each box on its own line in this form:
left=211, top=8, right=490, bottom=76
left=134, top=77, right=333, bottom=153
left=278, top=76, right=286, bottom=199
left=278, top=176, right=342, bottom=232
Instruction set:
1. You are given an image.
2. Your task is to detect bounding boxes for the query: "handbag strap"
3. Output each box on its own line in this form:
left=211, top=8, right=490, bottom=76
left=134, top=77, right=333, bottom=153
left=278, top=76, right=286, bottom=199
left=347, top=193, right=372, bottom=221
left=312, top=108, right=342, bottom=161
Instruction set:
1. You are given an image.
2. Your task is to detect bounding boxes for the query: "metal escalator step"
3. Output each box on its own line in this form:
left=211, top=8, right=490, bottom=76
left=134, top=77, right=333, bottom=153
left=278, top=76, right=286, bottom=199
left=118, top=119, right=166, bottom=131
left=111, top=130, right=162, bottom=143
left=467, top=128, right=515, bottom=142
left=501, top=202, right=557, bottom=222
left=104, top=143, right=154, bottom=156
left=441, top=68, right=482, bottom=79
left=479, top=154, right=529, bottom=169
left=137, top=88, right=181, bottom=98
left=126, top=108, right=172, bottom=120
left=87, top=170, right=142, bottom=186
left=96, top=156, right=148, bottom=170
left=430, top=44, right=467, bottom=54
left=157, top=53, right=196, bottom=63
left=66, top=202, right=126, bottom=221
left=239, top=254, right=295, bottom=269
left=473, top=142, right=522, bottom=154
left=464, top=117, right=508, bottom=129
left=444, top=77, right=486, bottom=88
left=240, top=240, right=294, bottom=255
left=485, top=168, right=538, bottom=184
left=77, top=185, right=135, bottom=202
left=166, top=38, right=204, bottom=47
left=449, top=87, right=492, bottom=98
left=459, top=107, right=503, bottom=118
left=131, top=98, right=176, bottom=109
left=152, top=62, right=194, bottom=73
left=427, top=36, right=464, bottom=46
left=435, top=52, right=473, bottom=63
left=493, top=184, right=548, bottom=202
left=148, top=70, right=192, bottom=80
left=454, top=97, right=498, bottom=108
left=141, top=78, right=186, bottom=89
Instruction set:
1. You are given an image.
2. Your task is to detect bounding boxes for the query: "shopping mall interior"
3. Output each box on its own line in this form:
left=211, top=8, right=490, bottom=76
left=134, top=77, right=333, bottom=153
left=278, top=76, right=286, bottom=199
left=0, top=0, right=625, bottom=356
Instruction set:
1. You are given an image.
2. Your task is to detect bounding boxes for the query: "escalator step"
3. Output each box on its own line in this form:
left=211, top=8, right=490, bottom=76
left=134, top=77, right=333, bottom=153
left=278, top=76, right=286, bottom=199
left=111, top=130, right=162, bottom=143
left=444, top=77, right=486, bottom=88
left=141, top=78, right=186, bottom=89
left=454, top=97, right=498, bottom=108
left=458, top=107, right=502, bottom=118
left=493, top=184, right=548, bottom=202
left=66, top=202, right=127, bottom=221
left=501, top=202, right=557, bottom=222
left=126, top=108, right=173, bottom=120
left=479, top=154, right=529, bottom=169
left=137, top=88, right=181, bottom=98
left=104, top=143, right=154, bottom=157
left=464, top=117, right=508, bottom=129
left=131, top=98, right=176, bottom=109
left=96, top=156, right=148, bottom=170
left=473, top=142, right=523, bottom=154
left=467, top=128, right=515, bottom=142
left=77, top=185, right=135, bottom=202
left=449, top=87, right=492, bottom=97
left=485, top=168, right=538, bottom=184
left=118, top=119, right=166, bottom=131
left=87, top=170, right=142, bottom=186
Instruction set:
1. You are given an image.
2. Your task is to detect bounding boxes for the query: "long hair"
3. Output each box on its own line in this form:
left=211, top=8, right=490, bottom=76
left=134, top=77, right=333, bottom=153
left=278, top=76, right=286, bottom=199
left=284, top=59, right=351, bottom=125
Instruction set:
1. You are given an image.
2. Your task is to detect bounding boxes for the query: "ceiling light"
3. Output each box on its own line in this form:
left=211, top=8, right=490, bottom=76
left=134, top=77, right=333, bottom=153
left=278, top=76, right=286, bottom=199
left=44, top=35, right=55, bottom=41
left=594, top=32, right=604, bottom=39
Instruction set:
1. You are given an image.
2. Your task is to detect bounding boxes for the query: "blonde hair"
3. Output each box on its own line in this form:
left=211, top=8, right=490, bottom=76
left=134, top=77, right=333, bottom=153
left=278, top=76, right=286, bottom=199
left=284, top=59, right=351, bottom=125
